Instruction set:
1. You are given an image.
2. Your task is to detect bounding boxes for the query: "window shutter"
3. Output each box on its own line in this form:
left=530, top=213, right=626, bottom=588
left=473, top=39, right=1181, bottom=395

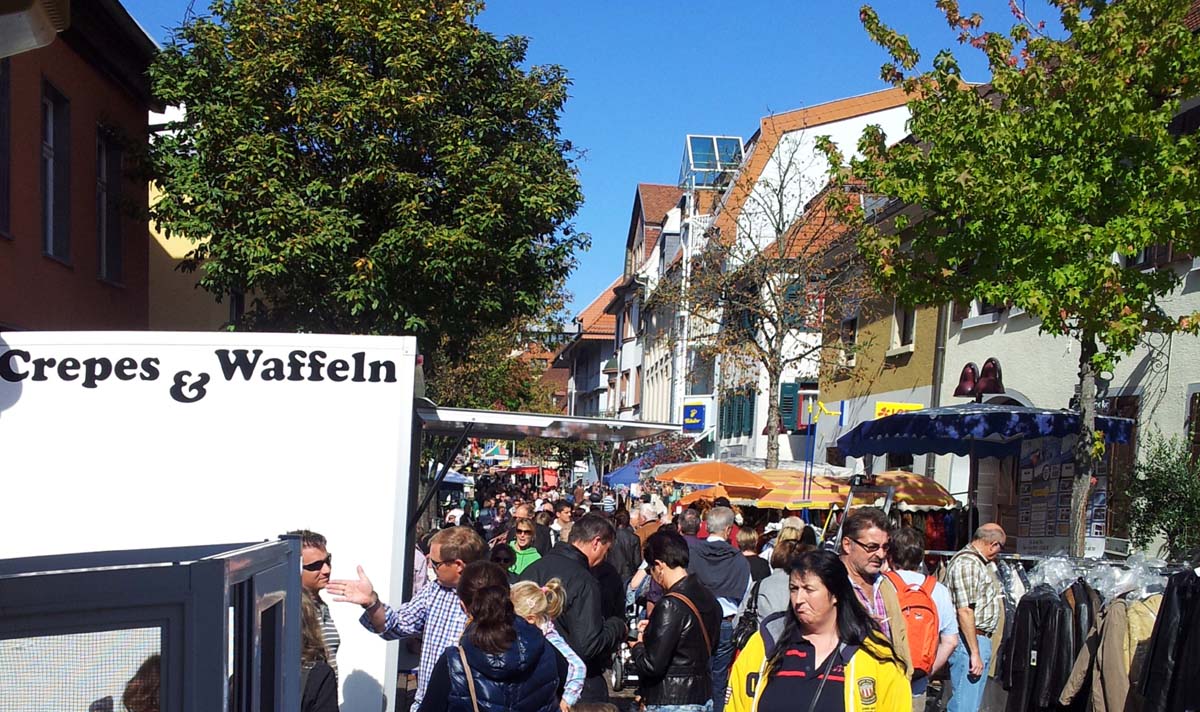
left=1189, top=392, right=1200, bottom=464
left=52, top=93, right=70, bottom=260
left=745, top=391, right=756, bottom=437
left=104, top=139, right=122, bottom=281
left=951, top=300, right=970, bottom=322
left=780, top=382, right=800, bottom=431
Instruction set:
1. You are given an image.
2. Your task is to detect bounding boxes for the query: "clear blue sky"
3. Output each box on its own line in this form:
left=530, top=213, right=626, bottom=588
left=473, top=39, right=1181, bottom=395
left=123, top=0, right=1029, bottom=317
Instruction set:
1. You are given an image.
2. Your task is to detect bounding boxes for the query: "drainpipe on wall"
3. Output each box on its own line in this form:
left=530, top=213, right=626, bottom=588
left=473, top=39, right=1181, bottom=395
left=925, top=301, right=949, bottom=478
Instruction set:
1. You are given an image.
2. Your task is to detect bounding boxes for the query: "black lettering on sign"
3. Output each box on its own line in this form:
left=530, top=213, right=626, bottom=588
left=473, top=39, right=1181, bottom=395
left=0, top=349, right=29, bottom=381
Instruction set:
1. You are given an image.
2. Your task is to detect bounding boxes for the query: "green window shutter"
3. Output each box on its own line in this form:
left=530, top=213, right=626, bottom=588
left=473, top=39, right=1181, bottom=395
left=745, top=391, right=756, bottom=436
left=780, top=382, right=800, bottom=431
left=721, top=397, right=731, bottom=438
left=734, top=394, right=745, bottom=437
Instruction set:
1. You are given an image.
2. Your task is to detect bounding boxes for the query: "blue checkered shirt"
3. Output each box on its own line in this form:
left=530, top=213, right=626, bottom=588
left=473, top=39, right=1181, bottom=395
left=360, top=580, right=466, bottom=708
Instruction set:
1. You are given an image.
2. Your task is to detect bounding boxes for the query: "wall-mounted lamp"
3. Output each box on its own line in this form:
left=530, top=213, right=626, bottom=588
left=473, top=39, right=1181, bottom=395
left=952, top=357, right=1005, bottom=403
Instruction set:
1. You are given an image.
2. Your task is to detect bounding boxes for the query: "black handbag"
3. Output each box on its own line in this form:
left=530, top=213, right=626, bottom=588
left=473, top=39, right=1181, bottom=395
left=732, top=579, right=763, bottom=652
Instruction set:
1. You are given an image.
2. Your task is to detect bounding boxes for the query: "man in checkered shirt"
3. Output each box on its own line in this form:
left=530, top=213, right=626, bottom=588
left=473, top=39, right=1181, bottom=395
left=945, top=523, right=1006, bottom=712
left=329, top=526, right=487, bottom=709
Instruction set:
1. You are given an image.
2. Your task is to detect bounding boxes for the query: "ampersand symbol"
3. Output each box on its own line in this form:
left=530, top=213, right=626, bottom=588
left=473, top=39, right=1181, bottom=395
left=170, top=370, right=210, bottom=403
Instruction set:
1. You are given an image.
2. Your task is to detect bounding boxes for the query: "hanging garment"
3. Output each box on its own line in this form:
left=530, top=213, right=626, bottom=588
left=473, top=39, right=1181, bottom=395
left=1003, top=584, right=1076, bottom=712
left=1139, top=570, right=1199, bottom=712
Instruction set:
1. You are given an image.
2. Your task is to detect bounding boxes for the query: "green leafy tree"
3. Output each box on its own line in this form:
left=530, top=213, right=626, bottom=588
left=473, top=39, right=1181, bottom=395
left=1128, top=431, right=1200, bottom=559
left=823, top=0, right=1200, bottom=554
left=149, top=0, right=586, bottom=355
left=427, top=325, right=557, bottom=412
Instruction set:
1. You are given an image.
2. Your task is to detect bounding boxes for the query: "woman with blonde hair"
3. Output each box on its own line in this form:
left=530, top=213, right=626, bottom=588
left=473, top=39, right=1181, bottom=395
left=511, top=579, right=584, bottom=712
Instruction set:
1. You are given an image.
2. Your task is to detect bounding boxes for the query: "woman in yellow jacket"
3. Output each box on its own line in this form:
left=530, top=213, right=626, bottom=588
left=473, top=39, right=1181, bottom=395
left=726, top=548, right=910, bottom=712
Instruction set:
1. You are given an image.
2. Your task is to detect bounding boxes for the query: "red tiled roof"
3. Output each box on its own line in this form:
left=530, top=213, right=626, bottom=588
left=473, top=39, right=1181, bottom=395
left=634, top=184, right=683, bottom=259
left=575, top=276, right=622, bottom=337
left=638, top=184, right=682, bottom=227
left=1187, top=0, right=1200, bottom=30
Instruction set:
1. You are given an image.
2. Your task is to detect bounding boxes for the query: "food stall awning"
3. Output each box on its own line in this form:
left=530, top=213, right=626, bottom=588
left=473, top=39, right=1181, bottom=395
left=416, top=404, right=680, bottom=442
left=756, top=470, right=959, bottom=511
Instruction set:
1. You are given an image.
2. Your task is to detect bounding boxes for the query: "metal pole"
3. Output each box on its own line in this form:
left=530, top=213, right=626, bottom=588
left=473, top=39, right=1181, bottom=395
left=411, top=423, right=475, bottom=531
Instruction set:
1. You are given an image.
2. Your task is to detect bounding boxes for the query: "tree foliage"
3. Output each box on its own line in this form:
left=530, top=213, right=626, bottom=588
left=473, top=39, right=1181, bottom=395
left=824, top=0, right=1200, bottom=554
left=1128, top=431, right=1200, bottom=560
left=149, top=0, right=587, bottom=352
left=426, top=326, right=557, bottom=412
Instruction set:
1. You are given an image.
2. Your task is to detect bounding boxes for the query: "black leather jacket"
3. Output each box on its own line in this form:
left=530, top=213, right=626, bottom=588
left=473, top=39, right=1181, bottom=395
left=1002, top=584, right=1076, bottom=712
left=630, top=574, right=722, bottom=706
left=1140, top=569, right=1200, bottom=712
left=520, top=543, right=626, bottom=676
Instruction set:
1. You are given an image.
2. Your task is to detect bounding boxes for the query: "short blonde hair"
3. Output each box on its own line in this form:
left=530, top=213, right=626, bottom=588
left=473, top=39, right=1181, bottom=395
left=510, top=578, right=565, bottom=624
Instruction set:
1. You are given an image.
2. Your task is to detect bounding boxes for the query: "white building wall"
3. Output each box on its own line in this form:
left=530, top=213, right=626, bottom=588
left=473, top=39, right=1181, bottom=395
left=739, top=106, right=910, bottom=245
left=932, top=262, right=1200, bottom=524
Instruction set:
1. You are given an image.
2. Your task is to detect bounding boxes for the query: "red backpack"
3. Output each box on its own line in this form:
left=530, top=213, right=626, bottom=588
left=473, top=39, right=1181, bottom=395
left=884, top=570, right=940, bottom=677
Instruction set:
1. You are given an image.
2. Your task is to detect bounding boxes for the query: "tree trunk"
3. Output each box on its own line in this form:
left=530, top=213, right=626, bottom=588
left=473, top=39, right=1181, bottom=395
left=1069, top=333, right=1098, bottom=557
left=766, top=364, right=782, bottom=469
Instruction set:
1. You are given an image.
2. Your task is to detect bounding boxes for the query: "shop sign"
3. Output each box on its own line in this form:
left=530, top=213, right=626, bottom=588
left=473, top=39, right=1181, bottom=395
left=874, top=401, right=924, bottom=419
left=683, top=404, right=705, bottom=432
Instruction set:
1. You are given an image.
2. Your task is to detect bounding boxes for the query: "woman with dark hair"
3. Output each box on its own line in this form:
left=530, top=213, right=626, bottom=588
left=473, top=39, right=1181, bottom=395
left=418, top=561, right=567, bottom=712
left=727, top=548, right=910, bottom=712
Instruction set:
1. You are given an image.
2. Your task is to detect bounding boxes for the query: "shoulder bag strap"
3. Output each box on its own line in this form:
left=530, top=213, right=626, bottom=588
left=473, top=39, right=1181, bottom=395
left=920, top=573, right=937, bottom=596
left=666, top=592, right=713, bottom=652
left=747, top=578, right=763, bottom=614
left=457, top=645, right=481, bottom=712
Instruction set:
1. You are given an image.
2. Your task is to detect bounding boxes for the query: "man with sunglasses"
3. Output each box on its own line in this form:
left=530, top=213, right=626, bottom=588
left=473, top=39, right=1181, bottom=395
left=838, top=507, right=914, bottom=678
left=288, top=529, right=341, bottom=675
left=328, top=526, right=487, bottom=710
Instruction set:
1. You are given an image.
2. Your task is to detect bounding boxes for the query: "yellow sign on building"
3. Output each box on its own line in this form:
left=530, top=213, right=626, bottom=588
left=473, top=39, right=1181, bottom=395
left=874, top=401, right=925, bottom=419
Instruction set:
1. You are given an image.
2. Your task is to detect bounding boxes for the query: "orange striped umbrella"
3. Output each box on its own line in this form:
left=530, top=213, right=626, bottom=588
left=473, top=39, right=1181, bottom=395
left=678, top=484, right=764, bottom=507
left=755, top=470, right=958, bottom=511
left=656, top=461, right=771, bottom=492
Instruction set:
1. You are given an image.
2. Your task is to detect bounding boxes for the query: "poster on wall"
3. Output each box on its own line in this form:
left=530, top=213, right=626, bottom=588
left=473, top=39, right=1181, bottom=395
left=1016, top=434, right=1106, bottom=557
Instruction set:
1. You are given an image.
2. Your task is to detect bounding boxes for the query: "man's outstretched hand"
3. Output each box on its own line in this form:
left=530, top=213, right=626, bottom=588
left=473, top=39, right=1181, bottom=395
left=328, top=565, right=375, bottom=606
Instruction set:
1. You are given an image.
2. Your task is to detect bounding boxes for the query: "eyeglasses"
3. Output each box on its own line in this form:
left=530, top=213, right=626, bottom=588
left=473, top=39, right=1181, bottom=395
left=516, top=528, right=534, bottom=535
left=302, top=554, right=332, bottom=572
left=429, top=557, right=458, bottom=569
left=848, top=537, right=890, bottom=554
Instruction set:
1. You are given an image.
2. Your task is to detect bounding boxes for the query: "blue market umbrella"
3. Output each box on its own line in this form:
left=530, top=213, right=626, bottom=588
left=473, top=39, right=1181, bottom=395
left=836, top=402, right=1134, bottom=458
left=604, top=444, right=665, bottom=486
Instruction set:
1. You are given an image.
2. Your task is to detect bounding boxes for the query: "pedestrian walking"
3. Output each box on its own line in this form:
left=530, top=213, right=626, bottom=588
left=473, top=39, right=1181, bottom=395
left=630, top=530, right=722, bottom=712
left=728, top=548, right=911, bottom=712
left=511, top=579, right=585, bottom=712
left=417, top=561, right=567, bottom=712
left=519, top=514, right=627, bottom=703
left=945, top=524, right=1007, bottom=712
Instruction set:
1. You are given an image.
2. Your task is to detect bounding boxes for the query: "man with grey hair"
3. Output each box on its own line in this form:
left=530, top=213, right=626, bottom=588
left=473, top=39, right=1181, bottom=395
left=686, top=506, right=750, bottom=712
left=946, top=523, right=1007, bottom=712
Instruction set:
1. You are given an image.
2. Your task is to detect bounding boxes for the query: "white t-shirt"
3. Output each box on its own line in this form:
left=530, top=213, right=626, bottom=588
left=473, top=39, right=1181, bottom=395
left=897, top=569, right=959, bottom=638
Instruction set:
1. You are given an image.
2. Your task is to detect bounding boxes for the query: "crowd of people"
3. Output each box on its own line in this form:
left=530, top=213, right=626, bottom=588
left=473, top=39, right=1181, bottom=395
left=287, top=476, right=1009, bottom=712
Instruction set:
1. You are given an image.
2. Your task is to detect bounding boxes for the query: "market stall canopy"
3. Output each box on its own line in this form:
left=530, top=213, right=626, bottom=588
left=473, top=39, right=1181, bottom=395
left=655, top=461, right=771, bottom=492
left=678, top=484, right=762, bottom=507
left=416, top=404, right=680, bottom=442
left=756, top=470, right=959, bottom=511
left=836, top=402, right=1135, bottom=459
left=604, top=444, right=665, bottom=487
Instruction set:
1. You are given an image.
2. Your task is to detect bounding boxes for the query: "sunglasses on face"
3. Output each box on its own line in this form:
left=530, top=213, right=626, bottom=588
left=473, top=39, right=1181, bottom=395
left=517, top=528, right=534, bottom=535
left=848, top=536, right=890, bottom=554
left=302, top=554, right=332, bottom=572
